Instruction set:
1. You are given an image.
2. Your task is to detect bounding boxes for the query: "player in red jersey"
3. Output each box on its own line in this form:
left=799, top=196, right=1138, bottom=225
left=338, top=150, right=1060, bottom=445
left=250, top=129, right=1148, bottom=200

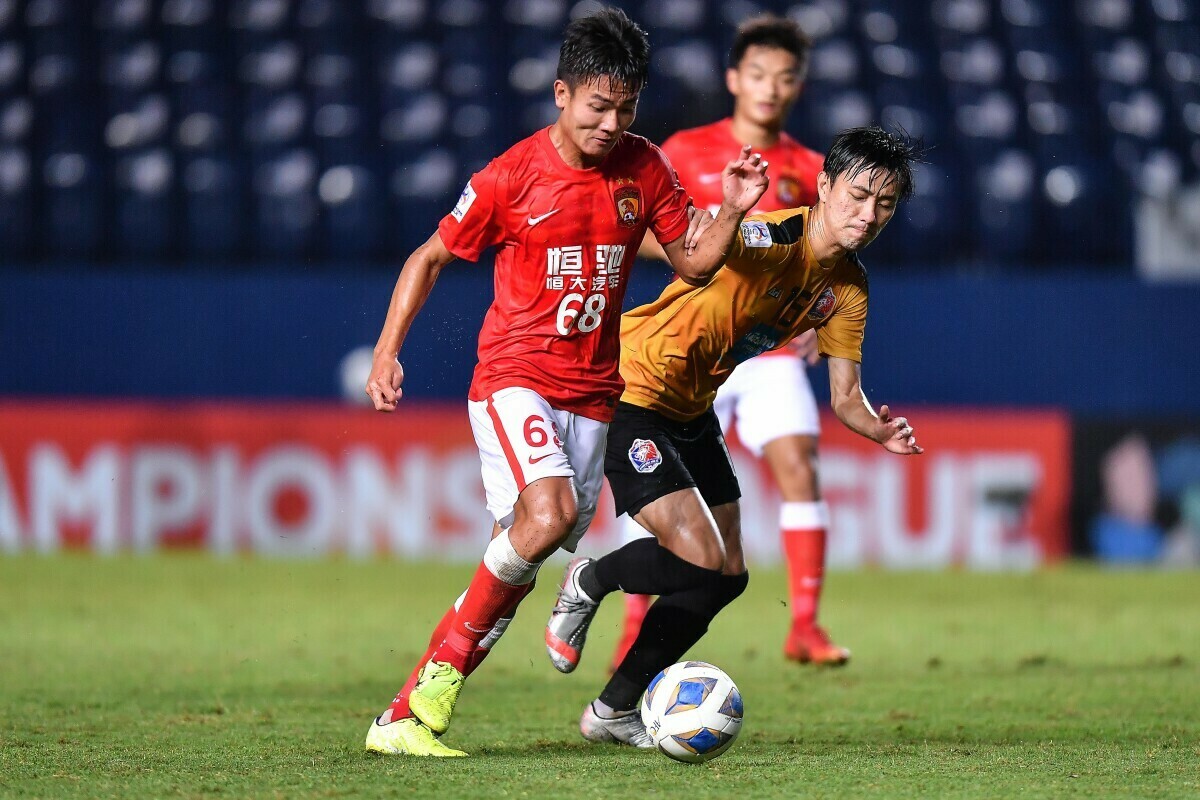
left=615, top=15, right=851, bottom=670
left=361, top=8, right=768, bottom=757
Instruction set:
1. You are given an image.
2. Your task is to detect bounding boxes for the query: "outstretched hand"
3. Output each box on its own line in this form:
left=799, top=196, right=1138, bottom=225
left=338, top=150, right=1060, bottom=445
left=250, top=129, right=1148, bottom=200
left=876, top=404, right=923, bottom=455
left=366, top=355, right=404, bottom=412
left=721, top=144, right=769, bottom=215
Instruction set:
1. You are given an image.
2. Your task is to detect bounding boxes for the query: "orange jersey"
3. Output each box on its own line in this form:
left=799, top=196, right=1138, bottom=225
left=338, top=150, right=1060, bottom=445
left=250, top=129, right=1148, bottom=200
left=661, top=118, right=824, bottom=215
left=620, top=207, right=869, bottom=421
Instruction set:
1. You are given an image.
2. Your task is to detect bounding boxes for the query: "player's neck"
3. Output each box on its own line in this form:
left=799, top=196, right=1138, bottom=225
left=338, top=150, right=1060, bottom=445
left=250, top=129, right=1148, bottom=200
left=548, top=123, right=604, bottom=170
left=729, top=114, right=782, bottom=150
left=806, top=206, right=847, bottom=268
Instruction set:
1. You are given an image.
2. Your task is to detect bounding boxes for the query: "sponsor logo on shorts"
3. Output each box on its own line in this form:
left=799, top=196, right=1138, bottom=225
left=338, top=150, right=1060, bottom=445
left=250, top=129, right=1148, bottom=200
left=740, top=221, right=772, bottom=247
left=451, top=181, right=476, bottom=221
left=806, top=287, right=836, bottom=321
left=628, top=438, right=663, bottom=473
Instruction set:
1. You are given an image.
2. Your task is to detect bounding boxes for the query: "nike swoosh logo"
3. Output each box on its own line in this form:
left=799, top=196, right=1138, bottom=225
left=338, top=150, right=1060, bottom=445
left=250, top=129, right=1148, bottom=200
left=527, top=209, right=561, bottom=226
left=464, top=622, right=490, bottom=634
left=528, top=452, right=556, bottom=465
left=697, top=172, right=722, bottom=184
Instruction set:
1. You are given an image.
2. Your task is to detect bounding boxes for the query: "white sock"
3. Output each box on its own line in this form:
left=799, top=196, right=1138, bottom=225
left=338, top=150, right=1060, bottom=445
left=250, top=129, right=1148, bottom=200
left=592, top=699, right=633, bottom=719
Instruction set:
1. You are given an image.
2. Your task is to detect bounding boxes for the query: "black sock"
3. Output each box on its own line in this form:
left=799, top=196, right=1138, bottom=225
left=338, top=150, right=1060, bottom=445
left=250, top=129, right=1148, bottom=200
left=600, top=602, right=709, bottom=711
left=579, top=538, right=722, bottom=601
left=599, top=571, right=750, bottom=712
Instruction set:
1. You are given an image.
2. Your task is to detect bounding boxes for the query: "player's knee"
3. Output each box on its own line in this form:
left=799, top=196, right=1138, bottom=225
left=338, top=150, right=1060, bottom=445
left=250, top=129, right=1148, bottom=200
left=525, top=497, right=579, bottom=543
left=517, top=479, right=580, bottom=544
left=689, top=571, right=748, bottom=621
left=720, top=571, right=749, bottom=606
left=676, top=529, right=726, bottom=572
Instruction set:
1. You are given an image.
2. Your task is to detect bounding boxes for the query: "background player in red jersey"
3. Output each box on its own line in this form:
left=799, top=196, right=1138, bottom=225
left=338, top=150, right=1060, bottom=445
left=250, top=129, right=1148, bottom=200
left=361, top=7, right=768, bottom=758
left=618, top=15, right=850, bottom=669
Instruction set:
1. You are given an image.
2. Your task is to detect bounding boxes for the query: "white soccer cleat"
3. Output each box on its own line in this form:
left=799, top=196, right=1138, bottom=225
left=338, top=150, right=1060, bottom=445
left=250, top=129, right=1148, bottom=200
left=579, top=702, right=654, bottom=748
left=545, top=557, right=600, bottom=673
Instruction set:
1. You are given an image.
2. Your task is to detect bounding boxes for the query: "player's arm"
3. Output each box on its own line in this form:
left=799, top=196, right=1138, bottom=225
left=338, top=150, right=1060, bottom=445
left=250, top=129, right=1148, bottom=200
left=366, top=232, right=457, bottom=412
left=661, top=146, right=767, bottom=286
left=827, top=356, right=923, bottom=455
left=640, top=205, right=714, bottom=262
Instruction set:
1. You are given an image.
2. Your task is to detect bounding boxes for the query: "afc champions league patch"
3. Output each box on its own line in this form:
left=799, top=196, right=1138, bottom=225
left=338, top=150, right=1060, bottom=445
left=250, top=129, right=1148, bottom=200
left=806, top=287, right=837, bottom=321
left=628, top=438, right=663, bottom=473
left=740, top=220, right=772, bottom=247
left=613, top=178, right=642, bottom=228
left=451, top=181, right=476, bottom=221
left=776, top=174, right=801, bottom=205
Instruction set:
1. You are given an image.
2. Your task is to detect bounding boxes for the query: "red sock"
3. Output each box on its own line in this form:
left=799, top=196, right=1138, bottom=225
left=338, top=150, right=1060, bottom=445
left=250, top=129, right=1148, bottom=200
left=386, top=602, right=458, bottom=720
left=463, top=580, right=536, bottom=676
left=431, top=561, right=530, bottom=672
left=612, top=593, right=652, bottom=670
left=781, top=502, right=829, bottom=629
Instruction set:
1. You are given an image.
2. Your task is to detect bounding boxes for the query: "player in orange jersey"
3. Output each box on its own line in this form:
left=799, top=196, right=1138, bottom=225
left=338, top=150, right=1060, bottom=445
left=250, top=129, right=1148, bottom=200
left=361, top=7, right=768, bottom=757
left=546, top=127, right=925, bottom=735
left=619, top=14, right=850, bottom=669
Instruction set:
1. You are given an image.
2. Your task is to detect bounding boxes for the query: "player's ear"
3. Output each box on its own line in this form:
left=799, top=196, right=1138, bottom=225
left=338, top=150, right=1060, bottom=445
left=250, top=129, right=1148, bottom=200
left=724, top=67, right=740, bottom=97
left=816, top=171, right=831, bottom=202
left=553, top=79, right=571, bottom=110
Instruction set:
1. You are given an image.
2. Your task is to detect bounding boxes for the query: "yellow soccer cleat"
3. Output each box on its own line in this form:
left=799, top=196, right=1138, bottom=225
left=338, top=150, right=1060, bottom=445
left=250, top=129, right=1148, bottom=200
left=408, top=660, right=465, bottom=735
left=364, top=716, right=467, bottom=757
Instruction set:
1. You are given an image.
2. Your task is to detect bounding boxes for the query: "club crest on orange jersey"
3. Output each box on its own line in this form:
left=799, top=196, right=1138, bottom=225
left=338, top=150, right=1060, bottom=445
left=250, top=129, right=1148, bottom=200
left=776, top=174, right=801, bottom=205
left=807, top=287, right=836, bottom=321
left=628, top=438, right=662, bottom=473
left=613, top=179, right=641, bottom=227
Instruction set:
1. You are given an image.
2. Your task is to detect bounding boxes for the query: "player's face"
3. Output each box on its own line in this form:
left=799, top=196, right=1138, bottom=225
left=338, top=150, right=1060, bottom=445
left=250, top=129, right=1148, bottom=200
left=726, top=46, right=803, bottom=128
left=816, top=167, right=900, bottom=252
left=554, top=77, right=640, bottom=162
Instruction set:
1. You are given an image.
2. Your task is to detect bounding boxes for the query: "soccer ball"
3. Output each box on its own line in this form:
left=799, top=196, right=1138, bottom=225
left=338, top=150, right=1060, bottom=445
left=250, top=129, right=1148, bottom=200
left=639, top=661, right=743, bottom=764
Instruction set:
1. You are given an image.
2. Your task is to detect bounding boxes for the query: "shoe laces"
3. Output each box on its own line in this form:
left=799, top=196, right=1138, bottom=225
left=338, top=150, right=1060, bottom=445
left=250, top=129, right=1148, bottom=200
left=554, top=593, right=594, bottom=615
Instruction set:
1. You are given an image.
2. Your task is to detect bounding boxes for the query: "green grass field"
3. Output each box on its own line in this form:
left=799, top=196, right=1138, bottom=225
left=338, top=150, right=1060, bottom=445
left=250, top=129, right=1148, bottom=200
left=1, top=556, right=1197, bottom=799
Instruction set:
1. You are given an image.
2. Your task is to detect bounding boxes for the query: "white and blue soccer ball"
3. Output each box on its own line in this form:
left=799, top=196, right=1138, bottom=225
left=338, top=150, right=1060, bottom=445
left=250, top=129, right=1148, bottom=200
left=639, top=661, right=744, bottom=764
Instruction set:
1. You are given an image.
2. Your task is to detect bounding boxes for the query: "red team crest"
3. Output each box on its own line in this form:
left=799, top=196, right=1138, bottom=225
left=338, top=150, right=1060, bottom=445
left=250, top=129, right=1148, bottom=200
left=776, top=174, right=801, bottom=205
left=807, top=287, right=836, bottom=321
left=613, top=179, right=642, bottom=227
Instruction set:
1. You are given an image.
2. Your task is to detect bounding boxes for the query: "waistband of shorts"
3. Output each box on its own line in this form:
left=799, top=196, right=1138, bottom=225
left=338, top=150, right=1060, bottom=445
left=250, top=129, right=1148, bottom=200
left=616, top=401, right=716, bottom=436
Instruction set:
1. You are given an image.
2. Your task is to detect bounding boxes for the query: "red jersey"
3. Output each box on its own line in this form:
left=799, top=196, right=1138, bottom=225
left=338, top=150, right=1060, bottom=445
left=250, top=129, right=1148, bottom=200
left=661, top=118, right=823, bottom=215
left=438, top=127, right=691, bottom=422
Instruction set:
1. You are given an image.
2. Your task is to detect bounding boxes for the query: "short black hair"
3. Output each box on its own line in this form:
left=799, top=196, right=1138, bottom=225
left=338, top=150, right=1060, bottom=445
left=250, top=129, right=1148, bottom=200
left=822, top=126, right=926, bottom=201
left=557, top=7, right=650, bottom=94
left=729, top=14, right=812, bottom=79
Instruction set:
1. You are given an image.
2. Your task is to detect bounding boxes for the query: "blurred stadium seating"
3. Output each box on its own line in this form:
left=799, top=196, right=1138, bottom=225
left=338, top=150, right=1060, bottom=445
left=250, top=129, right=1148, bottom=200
left=0, top=0, right=1194, bottom=266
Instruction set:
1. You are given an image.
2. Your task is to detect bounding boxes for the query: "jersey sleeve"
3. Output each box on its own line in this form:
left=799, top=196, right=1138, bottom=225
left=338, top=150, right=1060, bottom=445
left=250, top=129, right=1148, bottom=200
left=722, top=212, right=802, bottom=274
left=816, top=276, right=869, bottom=363
left=436, top=159, right=508, bottom=262
left=643, top=143, right=691, bottom=245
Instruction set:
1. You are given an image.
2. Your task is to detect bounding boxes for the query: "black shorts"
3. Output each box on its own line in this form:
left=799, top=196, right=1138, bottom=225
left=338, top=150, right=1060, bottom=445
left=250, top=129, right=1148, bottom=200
left=605, top=402, right=741, bottom=518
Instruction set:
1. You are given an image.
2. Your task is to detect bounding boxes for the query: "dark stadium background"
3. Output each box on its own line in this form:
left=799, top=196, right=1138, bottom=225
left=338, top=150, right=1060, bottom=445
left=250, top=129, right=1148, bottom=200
left=0, top=0, right=1197, bottom=563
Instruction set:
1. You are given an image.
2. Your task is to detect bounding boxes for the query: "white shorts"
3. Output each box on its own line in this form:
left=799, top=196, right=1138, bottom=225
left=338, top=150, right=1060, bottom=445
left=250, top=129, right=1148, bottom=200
left=467, top=386, right=608, bottom=552
left=713, top=353, right=820, bottom=456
